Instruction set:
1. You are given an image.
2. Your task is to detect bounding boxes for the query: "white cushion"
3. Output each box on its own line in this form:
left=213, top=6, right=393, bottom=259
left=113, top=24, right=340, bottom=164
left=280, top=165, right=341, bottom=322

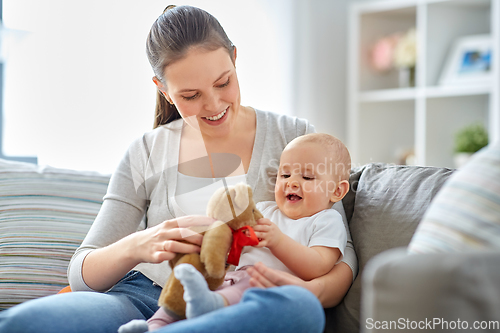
left=408, top=142, right=500, bottom=253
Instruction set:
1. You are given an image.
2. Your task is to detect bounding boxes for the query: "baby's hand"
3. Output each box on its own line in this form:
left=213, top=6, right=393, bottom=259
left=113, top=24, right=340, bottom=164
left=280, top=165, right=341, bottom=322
left=253, top=218, right=283, bottom=249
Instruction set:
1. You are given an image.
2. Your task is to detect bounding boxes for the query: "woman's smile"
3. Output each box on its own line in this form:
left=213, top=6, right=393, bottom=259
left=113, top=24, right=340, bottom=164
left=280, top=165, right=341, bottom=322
left=201, top=107, right=229, bottom=125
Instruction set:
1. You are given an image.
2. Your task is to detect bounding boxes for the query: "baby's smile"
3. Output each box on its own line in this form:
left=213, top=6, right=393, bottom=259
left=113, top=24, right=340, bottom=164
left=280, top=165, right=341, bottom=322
left=286, top=193, right=302, bottom=202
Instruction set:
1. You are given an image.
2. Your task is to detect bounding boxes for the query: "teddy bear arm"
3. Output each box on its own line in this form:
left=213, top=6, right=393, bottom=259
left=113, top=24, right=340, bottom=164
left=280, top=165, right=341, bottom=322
left=253, top=207, right=263, bottom=221
left=200, top=221, right=232, bottom=279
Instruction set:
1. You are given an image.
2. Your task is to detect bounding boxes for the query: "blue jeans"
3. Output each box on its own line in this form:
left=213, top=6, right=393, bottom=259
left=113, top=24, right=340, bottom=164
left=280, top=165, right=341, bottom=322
left=156, top=285, right=325, bottom=333
left=0, top=271, right=325, bottom=333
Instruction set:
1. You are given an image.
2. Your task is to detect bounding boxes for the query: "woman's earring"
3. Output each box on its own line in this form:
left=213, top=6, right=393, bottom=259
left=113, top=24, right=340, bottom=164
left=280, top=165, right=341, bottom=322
left=161, top=92, right=174, bottom=105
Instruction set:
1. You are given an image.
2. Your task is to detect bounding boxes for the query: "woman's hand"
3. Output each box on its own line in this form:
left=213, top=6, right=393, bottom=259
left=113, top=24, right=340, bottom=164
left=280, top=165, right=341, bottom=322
left=247, top=262, right=323, bottom=299
left=128, top=215, right=216, bottom=264
left=247, top=261, right=353, bottom=308
left=253, top=218, right=284, bottom=249
left=82, top=215, right=215, bottom=292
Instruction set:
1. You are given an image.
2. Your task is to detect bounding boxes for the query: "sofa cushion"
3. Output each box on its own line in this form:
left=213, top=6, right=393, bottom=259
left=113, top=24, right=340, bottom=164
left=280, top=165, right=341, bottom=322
left=408, top=142, right=500, bottom=253
left=0, top=159, right=109, bottom=310
left=350, top=163, right=454, bottom=270
left=326, top=163, right=454, bottom=333
left=341, top=165, right=365, bottom=225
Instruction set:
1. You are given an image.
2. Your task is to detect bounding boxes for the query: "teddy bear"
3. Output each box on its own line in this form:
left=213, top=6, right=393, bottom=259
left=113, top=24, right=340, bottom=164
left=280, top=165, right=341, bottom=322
left=157, top=182, right=263, bottom=319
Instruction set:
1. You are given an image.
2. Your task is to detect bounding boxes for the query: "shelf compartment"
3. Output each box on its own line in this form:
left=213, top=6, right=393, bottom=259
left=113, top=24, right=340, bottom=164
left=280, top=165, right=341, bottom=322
left=358, top=5, right=417, bottom=91
left=425, top=95, right=489, bottom=168
left=426, top=0, right=491, bottom=86
left=356, top=100, right=415, bottom=166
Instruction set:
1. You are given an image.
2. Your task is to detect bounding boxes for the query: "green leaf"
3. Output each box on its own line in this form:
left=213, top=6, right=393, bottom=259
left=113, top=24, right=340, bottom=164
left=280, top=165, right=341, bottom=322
left=454, top=123, right=488, bottom=153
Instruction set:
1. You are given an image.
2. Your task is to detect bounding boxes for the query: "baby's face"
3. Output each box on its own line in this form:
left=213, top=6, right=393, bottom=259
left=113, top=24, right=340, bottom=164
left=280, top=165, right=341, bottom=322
left=275, top=141, right=339, bottom=219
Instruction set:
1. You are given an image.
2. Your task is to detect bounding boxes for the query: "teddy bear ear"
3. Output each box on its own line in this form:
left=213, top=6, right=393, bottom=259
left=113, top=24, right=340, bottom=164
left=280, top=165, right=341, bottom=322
left=206, top=182, right=251, bottom=223
left=232, top=183, right=250, bottom=214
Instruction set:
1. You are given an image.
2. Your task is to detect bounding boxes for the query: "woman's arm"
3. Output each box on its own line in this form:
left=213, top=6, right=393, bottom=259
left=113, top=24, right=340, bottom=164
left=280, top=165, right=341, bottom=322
left=247, top=261, right=353, bottom=308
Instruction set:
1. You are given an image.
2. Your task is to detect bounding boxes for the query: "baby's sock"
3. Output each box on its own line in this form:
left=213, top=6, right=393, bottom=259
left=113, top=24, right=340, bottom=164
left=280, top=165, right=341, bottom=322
left=117, top=319, right=149, bottom=333
left=174, top=264, right=225, bottom=319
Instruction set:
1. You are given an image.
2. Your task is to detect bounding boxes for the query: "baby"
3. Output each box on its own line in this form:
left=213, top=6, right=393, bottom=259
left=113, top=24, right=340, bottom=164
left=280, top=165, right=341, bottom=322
left=119, top=133, right=351, bottom=333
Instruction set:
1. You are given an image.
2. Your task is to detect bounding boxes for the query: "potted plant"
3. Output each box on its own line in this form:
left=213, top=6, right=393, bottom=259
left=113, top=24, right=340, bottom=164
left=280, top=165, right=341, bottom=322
left=454, top=123, right=488, bottom=168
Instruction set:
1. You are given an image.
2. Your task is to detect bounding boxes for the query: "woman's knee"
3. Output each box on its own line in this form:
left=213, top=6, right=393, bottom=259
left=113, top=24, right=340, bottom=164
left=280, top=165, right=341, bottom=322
left=0, top=292, right=143, bottom=333
left=0, top=294, right=71, bottom=333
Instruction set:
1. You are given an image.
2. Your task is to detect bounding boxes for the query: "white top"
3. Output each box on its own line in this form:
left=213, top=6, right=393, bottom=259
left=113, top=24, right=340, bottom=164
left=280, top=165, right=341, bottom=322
left=236, top=201, right=347, bottom=275
left=175, top=172, right=247, bottom=216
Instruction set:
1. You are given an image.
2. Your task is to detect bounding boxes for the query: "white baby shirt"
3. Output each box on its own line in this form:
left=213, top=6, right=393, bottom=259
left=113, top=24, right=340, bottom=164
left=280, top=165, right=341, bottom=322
left=236, top=201, right=347, bottom=275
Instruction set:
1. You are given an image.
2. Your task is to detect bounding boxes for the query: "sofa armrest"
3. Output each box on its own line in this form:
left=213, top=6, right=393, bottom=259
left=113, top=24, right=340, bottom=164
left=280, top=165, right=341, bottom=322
left=361, top=248, right=500, bottom=332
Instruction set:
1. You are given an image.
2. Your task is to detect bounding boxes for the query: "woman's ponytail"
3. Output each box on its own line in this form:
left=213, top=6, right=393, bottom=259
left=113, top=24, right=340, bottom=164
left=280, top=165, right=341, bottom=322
left=153, top=89, right=182, bottom=129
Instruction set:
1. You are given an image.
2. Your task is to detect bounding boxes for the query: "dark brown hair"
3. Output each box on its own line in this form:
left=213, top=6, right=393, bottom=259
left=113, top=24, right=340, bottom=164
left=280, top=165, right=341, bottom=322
left=146, top=5, right=236, bottom=128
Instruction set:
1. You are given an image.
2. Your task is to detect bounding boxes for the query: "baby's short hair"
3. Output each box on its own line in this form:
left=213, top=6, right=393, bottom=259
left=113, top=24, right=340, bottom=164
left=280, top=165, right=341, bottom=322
left=291, top=133, right=351, bottom=181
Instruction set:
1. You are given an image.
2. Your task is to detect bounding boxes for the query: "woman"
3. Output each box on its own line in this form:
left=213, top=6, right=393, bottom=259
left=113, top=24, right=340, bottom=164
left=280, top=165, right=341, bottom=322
left=0, top=5, right=356, bottom=333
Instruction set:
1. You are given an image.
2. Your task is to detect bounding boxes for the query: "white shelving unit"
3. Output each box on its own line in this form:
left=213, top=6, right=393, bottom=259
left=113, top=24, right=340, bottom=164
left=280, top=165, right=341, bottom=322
left=348, top=0, right=499, bottom=168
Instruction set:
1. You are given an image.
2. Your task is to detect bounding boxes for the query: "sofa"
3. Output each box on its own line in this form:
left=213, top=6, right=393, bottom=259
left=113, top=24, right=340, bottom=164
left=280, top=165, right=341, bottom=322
left=0, top=157, right=498, bottom=332
left=326, top=163, right=454, bottom=333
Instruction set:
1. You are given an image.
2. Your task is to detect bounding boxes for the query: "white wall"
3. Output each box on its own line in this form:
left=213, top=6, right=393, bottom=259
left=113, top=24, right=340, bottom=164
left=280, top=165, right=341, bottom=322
left=3, top=0, right=159, bottom=173
left=291, top=0, right=351, bottom=142
left=2, top=0, right=294, bottom=173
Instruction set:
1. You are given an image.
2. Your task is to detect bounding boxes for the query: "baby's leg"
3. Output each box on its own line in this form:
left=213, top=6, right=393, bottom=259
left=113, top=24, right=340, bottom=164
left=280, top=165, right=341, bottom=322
left=174, top=264, right=226, bottom=319
left=118, top=302, right=181, bottom=332
left=216, top=269, right=251, bottom=306
left=147, top=308, right=179, bottom=331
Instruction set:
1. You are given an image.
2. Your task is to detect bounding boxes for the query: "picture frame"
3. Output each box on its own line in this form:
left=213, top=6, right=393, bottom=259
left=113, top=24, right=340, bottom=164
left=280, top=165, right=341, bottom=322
left=439, top=34, right=492, bottom=86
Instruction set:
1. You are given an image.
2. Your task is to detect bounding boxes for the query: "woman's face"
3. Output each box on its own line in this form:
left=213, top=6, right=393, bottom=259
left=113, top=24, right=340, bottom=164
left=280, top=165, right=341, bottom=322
left=159, top=47, right=241, bottom=139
